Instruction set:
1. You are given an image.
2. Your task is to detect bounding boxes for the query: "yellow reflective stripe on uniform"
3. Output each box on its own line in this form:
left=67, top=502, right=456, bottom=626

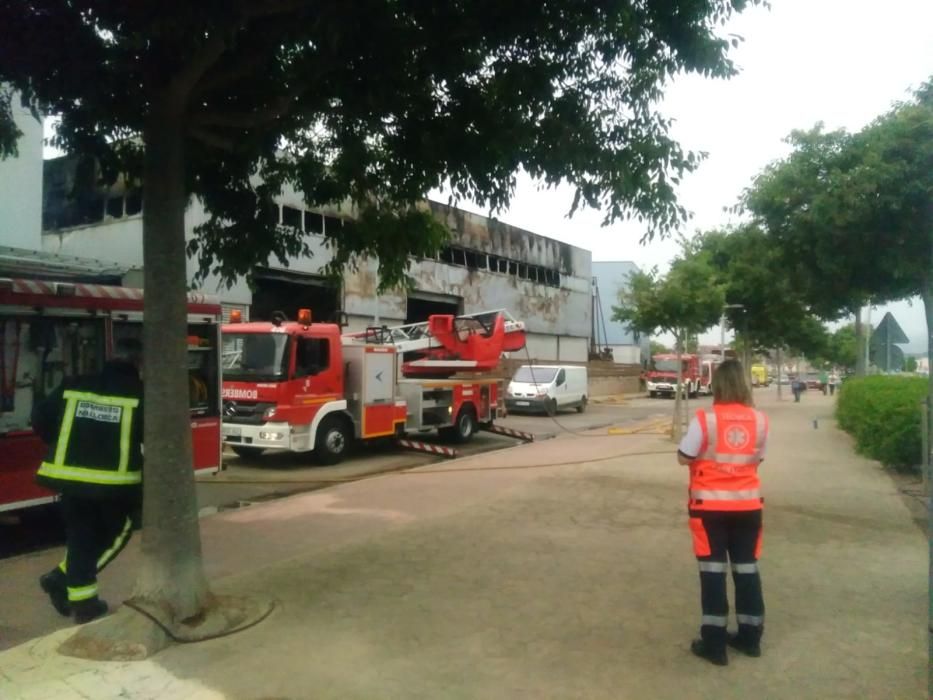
left=67, top=583, right=98, bottom=602
left=97, top=517, right=133, bottom=570
left=54, top=395, right=80, bottom=466
left=45, top=389, right=139, bottom=481
left=118, top=406, right=135, bottom=472
left=62, top=390, right=139, bottom=409
left=37, top=462, right=141, bottom=485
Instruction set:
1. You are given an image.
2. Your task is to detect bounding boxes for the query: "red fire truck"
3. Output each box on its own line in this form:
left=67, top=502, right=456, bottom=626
left=645, top=353, right=704, bottom=398
left=221, top=309, right=526, bottom=463
left=0, top=277, right=223, bottom=512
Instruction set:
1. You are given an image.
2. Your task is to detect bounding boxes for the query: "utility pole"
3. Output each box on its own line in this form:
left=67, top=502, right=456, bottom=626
left=719, top=310, right=726, bottom=361
left=865, top=304, right=872, bottom=372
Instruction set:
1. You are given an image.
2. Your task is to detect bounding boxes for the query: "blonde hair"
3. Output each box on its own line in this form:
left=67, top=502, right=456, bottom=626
left=712, top=359, right=753, bottom=406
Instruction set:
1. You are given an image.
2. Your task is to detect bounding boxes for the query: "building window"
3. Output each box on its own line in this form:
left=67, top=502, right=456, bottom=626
left=323, top=215, right=344, bottom=235
left=305, top=211, right=323, bottom=234
left=282, top=205, right=303, bottom=229
left=431, top=244, right=562, bottom=288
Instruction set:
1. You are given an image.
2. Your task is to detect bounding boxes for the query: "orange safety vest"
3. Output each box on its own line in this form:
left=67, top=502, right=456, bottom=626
left=689, top=403, right=768, bottom=511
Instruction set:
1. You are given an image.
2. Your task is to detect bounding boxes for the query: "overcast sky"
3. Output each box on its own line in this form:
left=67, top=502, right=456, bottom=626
left=435, top=0, right=933, bottom=354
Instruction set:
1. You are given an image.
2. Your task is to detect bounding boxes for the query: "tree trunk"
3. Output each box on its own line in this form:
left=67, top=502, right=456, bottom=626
left=776, top=347, right=783, bottom=401
left=135, top=107, right=209, bottom=621
left=854, top=307, right=865, bottom=377
left=673, top=335, right=684, bottom=443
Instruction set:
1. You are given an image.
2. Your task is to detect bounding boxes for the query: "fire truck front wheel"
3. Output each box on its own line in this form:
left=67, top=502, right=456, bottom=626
left=441, top=406, right=477, bottom=444
left=315, top=416, right=352, bottom=465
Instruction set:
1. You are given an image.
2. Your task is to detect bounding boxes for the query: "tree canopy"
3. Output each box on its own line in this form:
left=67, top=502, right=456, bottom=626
left=1, top=0, right=761, bottom=288
left=612, top=256, right=724, bottom=346
left=698, top=224, right=829, bottom=357
left=741, top=79, right=932, bottom=377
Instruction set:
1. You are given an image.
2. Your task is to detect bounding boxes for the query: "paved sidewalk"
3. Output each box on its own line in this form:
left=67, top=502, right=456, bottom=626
left=1, top=391, right=926, bottom=699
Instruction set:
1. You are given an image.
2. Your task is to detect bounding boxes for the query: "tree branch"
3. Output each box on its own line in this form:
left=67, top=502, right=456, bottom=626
left=244, top=0, right=316, bottom=18
left=195, top=60, right=263, bottom=95
left=188, top=125, right=236, bottom=152
left=168, top=33, right=228, bottom=107
left=191, top=98, right=292, bottom=129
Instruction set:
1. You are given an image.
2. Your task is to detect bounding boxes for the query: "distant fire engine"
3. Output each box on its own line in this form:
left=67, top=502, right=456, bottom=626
left=221, top=309, right=526, bottom=463
left=644, top=353, right=711, bottom=399
left=0, top=276, right=223, bottom=512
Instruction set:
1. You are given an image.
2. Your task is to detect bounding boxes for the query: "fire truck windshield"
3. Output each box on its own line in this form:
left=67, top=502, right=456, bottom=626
left=222, top=333, right=289, bottom=381
left=652, top=359, right=682, bottom=373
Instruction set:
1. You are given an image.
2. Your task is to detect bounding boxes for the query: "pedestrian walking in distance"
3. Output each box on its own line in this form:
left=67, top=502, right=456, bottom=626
left=791, top=377, right=803, bottom=402
left=33, top=338, right=144, bottom=624
left=677, top=359, right=769, bottom=665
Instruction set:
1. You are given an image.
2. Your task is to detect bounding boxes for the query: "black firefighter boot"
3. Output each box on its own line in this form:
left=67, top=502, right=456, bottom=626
left=39, top=569, right=70, bottom=617
left=728, top=626, right=763, bottom=657
left=691, top=638, right=728, bottom=666
left=72, top=597, right=109, bottom=624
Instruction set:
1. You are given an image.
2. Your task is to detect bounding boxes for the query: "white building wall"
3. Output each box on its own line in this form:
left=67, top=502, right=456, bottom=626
left=39, top=177, right=591, bottom=362
left=558, top=337, right=589, bottom=363
left=608, top=344, right=641, bottom=365
left=0, top=96, right=43, bottom=250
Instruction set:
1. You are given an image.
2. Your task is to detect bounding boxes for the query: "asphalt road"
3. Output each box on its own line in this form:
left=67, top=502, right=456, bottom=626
left=0, top=397, right=680, bottom=559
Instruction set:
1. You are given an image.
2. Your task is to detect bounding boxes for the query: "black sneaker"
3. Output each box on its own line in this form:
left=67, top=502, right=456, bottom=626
left=727, top=633, right=761, bottom=657
left=39, top=572, right=70, bottom=617
left=73, top=598, right=109, bottom=624
left=691, top=638, right=728, bottom=666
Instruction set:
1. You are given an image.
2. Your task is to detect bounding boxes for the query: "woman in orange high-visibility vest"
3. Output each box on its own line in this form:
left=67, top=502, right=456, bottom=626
left=677, top=359, right=769, bottom=666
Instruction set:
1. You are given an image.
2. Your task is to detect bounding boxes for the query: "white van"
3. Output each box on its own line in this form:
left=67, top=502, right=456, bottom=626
left=506, top=365, right=588, bottom=415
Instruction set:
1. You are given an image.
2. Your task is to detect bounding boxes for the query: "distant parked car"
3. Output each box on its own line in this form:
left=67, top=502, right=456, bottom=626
left=805, top=373, right=823, bottom=390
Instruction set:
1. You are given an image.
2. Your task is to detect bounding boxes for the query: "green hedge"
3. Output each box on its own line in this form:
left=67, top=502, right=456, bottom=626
left=836, top=376, right=929, bottom=470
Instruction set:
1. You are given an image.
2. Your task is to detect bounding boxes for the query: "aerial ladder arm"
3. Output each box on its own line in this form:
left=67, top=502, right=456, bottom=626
left=343, top=309, right=527, bottom=377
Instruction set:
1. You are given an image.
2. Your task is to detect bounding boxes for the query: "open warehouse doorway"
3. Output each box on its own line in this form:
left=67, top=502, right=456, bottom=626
left=406, top=291, right=462, bottom=324
left=251, top=268, right=341, bottom=324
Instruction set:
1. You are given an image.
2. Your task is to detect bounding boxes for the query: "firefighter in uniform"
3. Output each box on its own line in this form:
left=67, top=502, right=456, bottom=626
left=677, top=359, right=769, bottom=665
left=33, top=338, right=144, bottom=624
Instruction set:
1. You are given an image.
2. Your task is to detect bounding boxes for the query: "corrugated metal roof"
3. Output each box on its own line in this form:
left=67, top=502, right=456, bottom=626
left=0, top=246, right=134, bottom=283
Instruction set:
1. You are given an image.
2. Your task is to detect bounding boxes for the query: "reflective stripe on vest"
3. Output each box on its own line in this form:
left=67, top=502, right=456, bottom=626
left=37, top=390, right=140, bottom=486
left=690, top=488, right=761, bottom=501
left=690, top=404, right=765, bottom=510
left=699, top=408, right=767, bottom=465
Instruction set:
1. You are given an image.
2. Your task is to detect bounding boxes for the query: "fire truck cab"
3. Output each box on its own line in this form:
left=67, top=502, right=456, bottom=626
left=221, top=309, right=526, bottom=464
left=0, top=277, right=223, bottom=512
left=645, top=353, right=702, bottom=398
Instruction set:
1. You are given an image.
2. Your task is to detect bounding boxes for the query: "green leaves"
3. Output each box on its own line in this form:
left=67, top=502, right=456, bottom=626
left=612, top=251, right=724, bottom=343
left=698, top=224, right=828, bottom=355
left=742, top=79, right=933, bottom=318
left=0, top=0, right=762, bottom=286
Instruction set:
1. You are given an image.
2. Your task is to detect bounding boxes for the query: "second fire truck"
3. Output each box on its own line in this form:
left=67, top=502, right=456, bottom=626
left=221, top=309, right=526, bottom=464
left=0, top=276, right=223, bottom=512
